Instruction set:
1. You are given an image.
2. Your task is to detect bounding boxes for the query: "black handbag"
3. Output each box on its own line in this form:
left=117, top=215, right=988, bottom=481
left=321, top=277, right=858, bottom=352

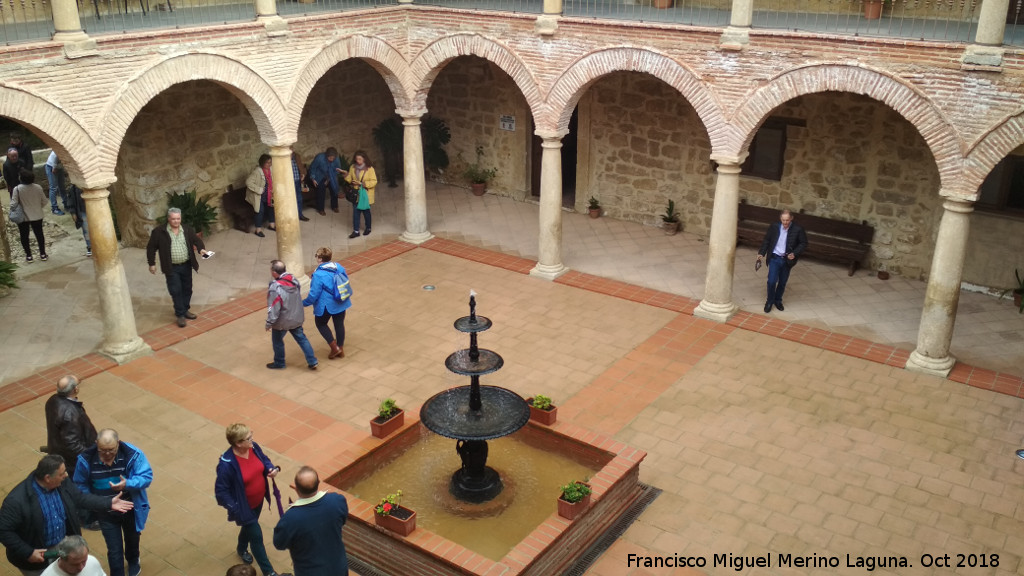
left=345, top=186, right=359, bottom=204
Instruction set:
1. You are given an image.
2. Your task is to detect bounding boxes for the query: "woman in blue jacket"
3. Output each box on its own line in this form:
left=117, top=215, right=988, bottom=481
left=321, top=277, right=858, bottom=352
left=302, top=246, right=353, bottom=360
left=214, top=423, right=287, bottom=576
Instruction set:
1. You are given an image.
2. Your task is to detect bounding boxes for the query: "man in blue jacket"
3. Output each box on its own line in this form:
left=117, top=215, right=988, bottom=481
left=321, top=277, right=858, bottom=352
left=73, top=429, right=152, bottom=576
left=306, top=147, right=342, bottom=216
left=273, top=466, right=348, bottom=576
left=756, top=209, right=808, bottom=313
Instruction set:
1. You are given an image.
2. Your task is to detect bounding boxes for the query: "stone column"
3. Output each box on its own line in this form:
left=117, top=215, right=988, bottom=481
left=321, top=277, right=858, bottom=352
left=720, top=0, right=753, bottom=44
left=543, top=0, right=562, bottom=13
left=269, top=146, right=308, bottom=287
left=530, top=132, right=569, bottom=280
left=51, top=0, right=86, bottom=41
left=254, top=0, right=287, bottom=33
left=82, top=187, right=151, bottom=364
left=398, top=111, right=433, bottom=245
left=975, top=0, right=1010, bottom=46
left=695, top=156, right=745, bottom=323
left=906, top=198, right=973, bottom=378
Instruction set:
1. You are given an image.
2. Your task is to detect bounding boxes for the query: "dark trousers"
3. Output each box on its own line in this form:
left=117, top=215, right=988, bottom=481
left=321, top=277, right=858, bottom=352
left=237, top=506, right=274, bottom=575
left=255, top=193, right=275, bottom=228
left=352, top=207, right=371, bottom=232
left=165, top=263, right=193, bottom=318
left=100, top=511, right=140, bottom=576
left=766, top=254, right=792, bottom=305
left=17, top=220, right=45, bottom=257
left=315, top=310, right=346, bottom=346
left=294, top=179, right=305, bottom=217
left=315, top=180, right=339, bottom=211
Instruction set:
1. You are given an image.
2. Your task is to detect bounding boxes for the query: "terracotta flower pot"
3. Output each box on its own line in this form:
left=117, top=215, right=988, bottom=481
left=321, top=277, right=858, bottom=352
left=588, top=208, right=601, bottom=219
left=663, top=221, right=680, bottom=236
left=374, top=505, right=417, bottom=536
left=557, top=493, right=591, bottom=520
left=370, top=409, right=405, bottom=439
left=527, top=399, right=557, bottom=426
left=863, top=0, right=883, bottom=19
left=471, top=183, right=486, bottom=196
left=654, top=0, right=673, bottom=7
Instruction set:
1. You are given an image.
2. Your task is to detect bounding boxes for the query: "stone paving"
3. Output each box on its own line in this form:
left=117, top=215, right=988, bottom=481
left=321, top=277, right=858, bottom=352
left=1, top=184, right=1024, bottom=575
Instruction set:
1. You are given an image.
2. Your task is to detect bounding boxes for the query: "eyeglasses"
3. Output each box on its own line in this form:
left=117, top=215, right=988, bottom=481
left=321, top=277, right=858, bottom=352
left=98, top=447, right=118, bottom=454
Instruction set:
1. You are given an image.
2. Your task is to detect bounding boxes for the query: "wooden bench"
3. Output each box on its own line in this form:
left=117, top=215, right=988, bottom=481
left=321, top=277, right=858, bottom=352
left=737, top=202, right=875, bottom=276
left=221, top=183, right=254, bottom=233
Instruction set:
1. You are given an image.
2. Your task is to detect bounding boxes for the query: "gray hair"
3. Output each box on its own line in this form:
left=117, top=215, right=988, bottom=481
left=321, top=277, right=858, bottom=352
left=56, top=375, right=79, bottom=396
left=97, top=428, right=119, bottom=445
left=167, top=207, right=182, bottom=217
left=56, top=535, right=89, bottom=559
left=270, top=260, right=286, bottom=275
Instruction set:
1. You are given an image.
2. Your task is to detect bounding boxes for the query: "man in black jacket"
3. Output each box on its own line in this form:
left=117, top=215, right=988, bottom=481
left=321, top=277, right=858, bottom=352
left=2, top=148, right=25, bottom=200
left=44, top=376, right=97, bottom=480
left=146, top=207, right=209, bottom=328
left=756, top=209, right=808, bottom=313
left=0, top=455, right=133, bottom=574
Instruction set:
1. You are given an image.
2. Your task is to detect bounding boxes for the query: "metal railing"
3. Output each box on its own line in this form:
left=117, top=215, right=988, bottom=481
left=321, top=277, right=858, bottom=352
left=412, top=0, right=542, bottom=14
left=1009, top=0, right=1022, bottom=45
left=752, top=0, right=980, bottom=42
left=78, top=0, right=254, bottom=34
left=564, top=0, right=730, bottom=26
left=0, top=0, right=53, bottom=45
left=278, top=0, right=396, bottom=18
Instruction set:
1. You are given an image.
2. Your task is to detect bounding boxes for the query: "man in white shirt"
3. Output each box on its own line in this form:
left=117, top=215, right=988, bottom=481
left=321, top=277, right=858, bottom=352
left=40, top=536, right=105, bottom=576
left=755, top=209, right=808, bottom=313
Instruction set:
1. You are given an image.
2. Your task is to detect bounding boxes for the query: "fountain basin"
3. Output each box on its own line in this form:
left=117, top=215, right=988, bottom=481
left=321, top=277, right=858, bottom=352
left=327, top=412, right=647, bottom=576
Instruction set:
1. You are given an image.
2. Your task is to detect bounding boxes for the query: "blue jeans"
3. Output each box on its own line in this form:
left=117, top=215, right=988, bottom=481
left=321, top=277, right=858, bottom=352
left=237, top=506, right=274, bottom=575
left=352, top=207, right=371, bottom=232
left=271, top=326, right=318, bottom=367
left=766, top=254, right=793, bottom=305
left=100, top=511, right=140, bottom=576
left=295, top=179, right=305, bottom=217
left=79, top=213, right=91, bottom=250
left=255, top=192, right=275, bottom=228
left=44, top=164, right=66, bottom=211
left=165, top=263, right=193, bottom=318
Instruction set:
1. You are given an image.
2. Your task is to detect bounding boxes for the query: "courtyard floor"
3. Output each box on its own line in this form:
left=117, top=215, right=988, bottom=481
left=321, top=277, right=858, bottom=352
left=0, top=183, right=1023, bottom=575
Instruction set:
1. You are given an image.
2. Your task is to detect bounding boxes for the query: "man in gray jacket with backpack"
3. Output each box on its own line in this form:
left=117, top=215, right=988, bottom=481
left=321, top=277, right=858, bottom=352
left=265, top=260, right=319, bottom=370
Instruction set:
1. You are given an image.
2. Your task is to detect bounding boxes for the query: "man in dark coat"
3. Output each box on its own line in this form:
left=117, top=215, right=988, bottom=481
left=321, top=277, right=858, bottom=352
left=146, top=207, right=209, bottom=327
left=0, top=455, right=133, bottom=574
left=9, top=133, right=33, bottom=170
left=44, top=376, right=97, bottom=480
left=273, top=466, right=348, bottom=576
left=2, top=148, right=25, bottom=199
left=756, top=209, right=808, bottom=313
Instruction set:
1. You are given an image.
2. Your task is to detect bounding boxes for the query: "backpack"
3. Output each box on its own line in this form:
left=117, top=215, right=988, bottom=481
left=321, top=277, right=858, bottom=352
left=333, top=269, right=351, bottom=302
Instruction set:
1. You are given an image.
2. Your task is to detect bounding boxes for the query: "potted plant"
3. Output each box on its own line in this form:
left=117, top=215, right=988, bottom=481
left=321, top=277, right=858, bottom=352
left=0, top=260, right=18, bottom=298
left=374, top=489, right=417, bottom=536
left=370, top=398, right=405, bottom=439
left=372, top=116, right=403, bottom=188
left=863, top=0, right=884, bottom=19
left=661, top=199, right=681, bottom=235
left=158, top=189, right=219, bottom=237
left=587, top=197, right=602, bottom=219
left=527, top=394, right=557, bottom=425
left=557, top=479, right=592, bottom=520
left=462, top=145, right=497, bottom=196
left=422, top=115, right=451, bottom=175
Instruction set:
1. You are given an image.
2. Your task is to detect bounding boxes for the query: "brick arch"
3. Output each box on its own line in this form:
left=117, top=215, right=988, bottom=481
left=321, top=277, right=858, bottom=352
left=409, top=33, right=543, bottom=124
left=962, top=107, right=1024, bottom=199
left=732, top=63, right=962, bottom=190
left=545, top=47, right=726, bottom=145
left=289, top=35, right=412, bottom=129
left=0, top=85, right=96, bottom=183
left=98, top=52, right=286, bottom=177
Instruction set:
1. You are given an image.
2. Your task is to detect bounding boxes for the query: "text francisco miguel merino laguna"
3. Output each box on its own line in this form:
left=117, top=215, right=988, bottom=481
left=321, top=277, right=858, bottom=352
left=627, top=552, right=914, bottom=571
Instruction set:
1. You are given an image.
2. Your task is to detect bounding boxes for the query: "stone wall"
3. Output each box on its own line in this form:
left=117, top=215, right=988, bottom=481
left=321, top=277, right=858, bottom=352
left=426, top=56, right=531, bottom=199
left=113, top=80, right=265, bottom=247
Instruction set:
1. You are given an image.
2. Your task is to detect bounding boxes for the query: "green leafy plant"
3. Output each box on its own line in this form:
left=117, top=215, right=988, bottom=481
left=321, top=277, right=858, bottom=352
left=0, top=260, right=18, bottom=290
left=661, top=199, right=680, bottom=224
left=559, top=480, right=592, bottom=504
left=378, top=398, right=401, bottom=420
left=157, top=189, right=218, bottom=236
left=422, top=115, right=451, bottom=174
left=375, top=489, right=403, bottom=516
left=462, top=145, right=498, bottom=185
left=373, top=116, right=403, bottom=188
left=530, top=394, right=553, bottom=411
left=587, top=197, right=601, bottom=210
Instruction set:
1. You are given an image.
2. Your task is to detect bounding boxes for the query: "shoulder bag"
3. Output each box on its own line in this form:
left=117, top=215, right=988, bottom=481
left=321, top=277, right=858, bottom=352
left=9, top=185, right=26, bottom=224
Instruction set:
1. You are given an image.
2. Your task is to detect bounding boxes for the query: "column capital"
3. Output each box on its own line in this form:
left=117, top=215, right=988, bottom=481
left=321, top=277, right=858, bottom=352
left=396, top=107, right=427, bottom=119
left=535, top=129, right=568, bottom=142
left=710, top=152, right=748, bottom=167
left=81, top=176, right=117, bottom=190
left=941, top=198, right=974, bottom=214
left=268, top=144, right=295, bottom=158
left=402, top=116, right=423, bottom=127
left=80, top=188, right=110, bottom=200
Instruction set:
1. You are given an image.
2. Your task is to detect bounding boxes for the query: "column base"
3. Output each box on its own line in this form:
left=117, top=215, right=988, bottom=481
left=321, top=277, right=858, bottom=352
left=399, top=230, right=434, bottom=245
left=693, top=299, right=738, bottom=323
left=719, top=26, right=749, bottom=50
left=59, top=36, right=98, bottom=58
left=904, top=350, right=955, bottom=378
left=535, top=14, right=559, bottom=36
left=529, top=263, right=569, bottom=281
left=99, top=337, right=152, bottom=365
left=258, top=15, right=288, bottom=35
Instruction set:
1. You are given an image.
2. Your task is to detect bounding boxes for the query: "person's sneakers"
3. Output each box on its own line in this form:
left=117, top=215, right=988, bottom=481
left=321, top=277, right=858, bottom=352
left=40, top=254, right=48, bottom=261
left=127, top=564, right=141, bottom=576
left=363, top=227, right=371, bottom=236
left=237, top=550, right=254, bottom=564
left=85, top=249, right=92, bottom=257
left=84, top=520, right=101, bottom=531
left=176, top=317, right=186, bottom=328
left=774, top=302, right=785, bottom=311
left=183, top=311, right=198, bottom=320
left=25, top=255, right=33, bottom=263
left=266, top=363, right=286, bottom=370
left=255, top=231, right=265, bottom=238
left=299, top=215, right=310, bottom=221
left=52, top=208, right=65, bottom=216
left=348, top=231, right=360, bottom=239
left=308, top=362, right=318, bottom=370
